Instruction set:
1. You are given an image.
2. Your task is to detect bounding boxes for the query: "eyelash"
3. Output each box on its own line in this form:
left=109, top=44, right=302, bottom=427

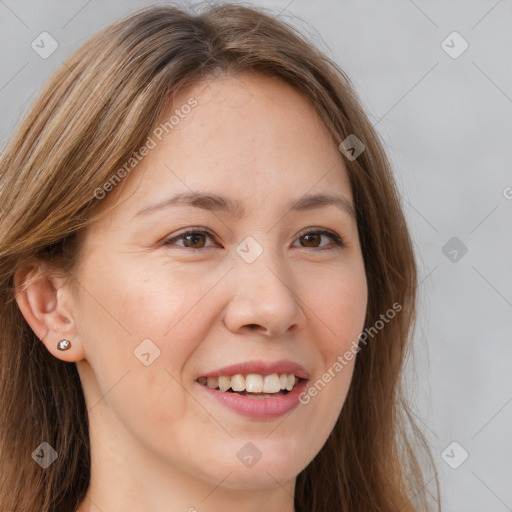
left=162, top=227, right=345, bottom=252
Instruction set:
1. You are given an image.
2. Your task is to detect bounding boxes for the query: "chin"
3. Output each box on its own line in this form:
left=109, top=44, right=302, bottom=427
left=202, top=443, right=306, bottom=489
left=215, top=466, right=300, bottom=490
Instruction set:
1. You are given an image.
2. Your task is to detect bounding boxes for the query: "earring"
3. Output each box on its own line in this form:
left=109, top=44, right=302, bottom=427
left=57, top=339, right=71, bottom=351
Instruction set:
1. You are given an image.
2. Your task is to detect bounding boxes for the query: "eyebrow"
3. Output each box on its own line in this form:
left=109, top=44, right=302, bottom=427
left=134, top=192, right=356, bottom=219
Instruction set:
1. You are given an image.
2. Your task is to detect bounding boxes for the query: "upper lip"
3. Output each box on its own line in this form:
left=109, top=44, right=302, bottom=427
left=197, top=360, right=310, bottom=380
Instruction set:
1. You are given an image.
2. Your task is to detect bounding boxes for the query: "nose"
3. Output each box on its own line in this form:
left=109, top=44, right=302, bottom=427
left=223, top=248, right=307, bottom=338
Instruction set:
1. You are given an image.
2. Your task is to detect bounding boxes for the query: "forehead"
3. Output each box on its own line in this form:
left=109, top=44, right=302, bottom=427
left=98, top=71, right=353, bottom=220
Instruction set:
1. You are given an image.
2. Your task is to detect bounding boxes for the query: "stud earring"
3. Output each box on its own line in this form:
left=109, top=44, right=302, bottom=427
left=57, top=339, right=71, bottom=351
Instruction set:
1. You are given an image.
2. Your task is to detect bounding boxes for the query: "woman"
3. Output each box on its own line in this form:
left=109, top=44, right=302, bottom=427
left=0, top=4, right=439, bottom=511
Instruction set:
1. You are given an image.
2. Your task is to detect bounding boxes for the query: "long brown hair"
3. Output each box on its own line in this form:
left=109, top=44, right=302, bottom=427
left=0, top=4, right=439, bottom=511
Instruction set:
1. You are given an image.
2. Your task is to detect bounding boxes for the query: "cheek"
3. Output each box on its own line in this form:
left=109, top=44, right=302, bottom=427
left=307, top=262, right=368, bottom=358
left=74, top=253, right=227, bottom=411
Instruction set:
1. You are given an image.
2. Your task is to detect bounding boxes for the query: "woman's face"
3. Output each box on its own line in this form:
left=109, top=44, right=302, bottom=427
left=71, top=72, right=367, bottom=492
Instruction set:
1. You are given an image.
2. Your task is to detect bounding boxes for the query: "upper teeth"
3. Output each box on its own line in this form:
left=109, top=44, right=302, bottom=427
left=198, top=373, right=299, bottom=393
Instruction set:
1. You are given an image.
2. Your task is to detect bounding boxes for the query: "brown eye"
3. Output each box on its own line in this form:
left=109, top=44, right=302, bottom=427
left=163, top=229, right=215, bottom=250
left=294, top=229, right=344, bottom=250
left=300, top=233, right=322, bottom=248
left=181, top=233, right=207, bottom=249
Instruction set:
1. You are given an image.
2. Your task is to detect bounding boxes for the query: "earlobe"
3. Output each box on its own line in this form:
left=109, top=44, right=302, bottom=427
left=13, top=259, right=85, bottom=362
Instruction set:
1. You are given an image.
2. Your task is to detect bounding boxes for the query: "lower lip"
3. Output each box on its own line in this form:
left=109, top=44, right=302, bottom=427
left=197, top=379, right=308, bottom=420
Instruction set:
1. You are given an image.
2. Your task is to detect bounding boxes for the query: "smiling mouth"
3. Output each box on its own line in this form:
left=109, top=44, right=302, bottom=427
left=197, top=373, right=302, bottom=397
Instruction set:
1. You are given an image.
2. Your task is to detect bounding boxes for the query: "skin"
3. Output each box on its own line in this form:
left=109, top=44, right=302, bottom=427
left=15, top=71, right=368, bottom=512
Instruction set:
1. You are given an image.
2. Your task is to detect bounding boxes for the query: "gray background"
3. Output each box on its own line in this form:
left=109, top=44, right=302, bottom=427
left=1, top=1, right=511, bottom=510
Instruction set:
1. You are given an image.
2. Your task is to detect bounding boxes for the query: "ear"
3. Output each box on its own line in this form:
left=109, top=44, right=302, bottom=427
left=14, top=257, right=85, bottom=362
